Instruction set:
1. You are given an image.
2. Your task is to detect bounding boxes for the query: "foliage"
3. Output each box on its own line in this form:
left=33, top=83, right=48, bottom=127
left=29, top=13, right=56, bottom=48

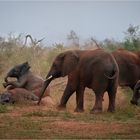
left=67, top=30, right=79, bottom=48
left=0, top=25, right=140, bottom=88
left=102, top=38, right=123, bottom=51
left=124, top=24, right=140, bottom=51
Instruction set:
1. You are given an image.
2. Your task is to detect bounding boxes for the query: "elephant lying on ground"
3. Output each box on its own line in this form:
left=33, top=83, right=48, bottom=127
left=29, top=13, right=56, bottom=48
left=38, top=49, right=119, bottom=113
left=112, top=49, right=140, bottom=105
left=0, top=62, right=50, bottom=104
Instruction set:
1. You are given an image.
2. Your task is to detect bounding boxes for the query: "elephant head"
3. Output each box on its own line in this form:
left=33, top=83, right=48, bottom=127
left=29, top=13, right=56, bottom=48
left=4, top=62, right=30, bottom=82
left=38, top=50, right=80, bottom=105
left=0, top=92, right=15, bottom=104
left=131, top=80, right=140, bottom=105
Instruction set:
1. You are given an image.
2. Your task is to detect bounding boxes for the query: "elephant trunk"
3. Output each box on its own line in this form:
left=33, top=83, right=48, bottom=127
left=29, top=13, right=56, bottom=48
left=131, top=83, right=140, bottom=105
left=4, top=74, right=9, bottom=83
left=37, top=75, right=53, bottom=105
left=4, top=70, right=13, bottom=82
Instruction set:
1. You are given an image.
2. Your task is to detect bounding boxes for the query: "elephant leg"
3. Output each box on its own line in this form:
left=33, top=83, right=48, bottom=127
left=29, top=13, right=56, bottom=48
left=131, top=83, right=140, bottom=105
left=58, top=83, right=75, bottom=110
left=90, top=91, right=104, bottom=114
left=108, top=92, right=116, bottom=112
left=107, top=83, right=117, bottom=112
left=74, top=86, right=85, bottom=112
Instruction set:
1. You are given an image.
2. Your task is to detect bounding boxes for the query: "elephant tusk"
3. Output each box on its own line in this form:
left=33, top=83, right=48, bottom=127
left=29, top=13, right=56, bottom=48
left=46, top=75, right=53, bottom=81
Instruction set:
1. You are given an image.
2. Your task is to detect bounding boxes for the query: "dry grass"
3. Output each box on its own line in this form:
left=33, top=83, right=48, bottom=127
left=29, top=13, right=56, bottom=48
left=0, top=79, right=140, bottom=139
left=0, top=37, right=140, bottom=139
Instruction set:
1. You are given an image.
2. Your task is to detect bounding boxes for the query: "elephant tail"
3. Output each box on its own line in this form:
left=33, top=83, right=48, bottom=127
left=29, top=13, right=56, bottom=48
left=104, top=72, right=117, bottom=80
left=104, top=53, right=119, bottom=80
left=104, top=67, right=119, bottom=80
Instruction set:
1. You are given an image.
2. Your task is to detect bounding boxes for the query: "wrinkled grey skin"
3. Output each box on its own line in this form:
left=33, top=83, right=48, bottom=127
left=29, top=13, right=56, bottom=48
left=1, top=62, right=49, bottom=104
left=4, top=61, right=31, bottom=87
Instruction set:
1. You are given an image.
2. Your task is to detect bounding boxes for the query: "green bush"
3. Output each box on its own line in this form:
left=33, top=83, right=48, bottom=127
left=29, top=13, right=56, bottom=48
left=124, top=25, right=140, bottom=51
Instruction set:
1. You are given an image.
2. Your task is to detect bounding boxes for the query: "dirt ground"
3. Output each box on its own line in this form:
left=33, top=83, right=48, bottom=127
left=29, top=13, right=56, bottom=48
left=0, top=80, right=140, bottom=139
left=0, top=104, right=139, bottom=139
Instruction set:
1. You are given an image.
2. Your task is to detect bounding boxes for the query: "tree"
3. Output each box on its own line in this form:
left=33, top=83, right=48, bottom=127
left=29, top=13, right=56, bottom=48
left=67, top=30, right=79, bottom=47
left=124, top=24, right=140, bottom=51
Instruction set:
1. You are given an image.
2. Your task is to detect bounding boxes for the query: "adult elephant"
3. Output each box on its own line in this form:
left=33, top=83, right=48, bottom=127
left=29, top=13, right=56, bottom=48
left=130, top=80, right=140, bottom=105
left=1, top=62, right=50, bottom=104
left=38, top=49, right=119, bottom=113
left=112, top=49, right=140, bottom=105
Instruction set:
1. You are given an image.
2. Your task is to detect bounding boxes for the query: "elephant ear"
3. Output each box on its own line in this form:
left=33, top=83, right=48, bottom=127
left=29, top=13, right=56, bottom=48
left=62, top=51, right=79, bottom=76
left=20, top=61, right=31, bottom=76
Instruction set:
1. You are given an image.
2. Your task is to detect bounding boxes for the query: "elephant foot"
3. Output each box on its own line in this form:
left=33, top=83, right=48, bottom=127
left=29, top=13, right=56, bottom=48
left=107, top=108, right=115, bottom=113
left=57, top=104, right=66, bottom=111
left=130, top=100, right=138, bottom=105
left=74, top=108, right=84, bottom=113
left=90, top=109, right=102, bottom=114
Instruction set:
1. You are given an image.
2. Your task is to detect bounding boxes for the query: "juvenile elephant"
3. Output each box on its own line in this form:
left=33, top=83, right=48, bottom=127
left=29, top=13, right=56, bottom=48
left=112, top=49, right=140, bottom=105
left=1, top=62, right=50, bottom=104
left=38, top=49, right=119, bottom=113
